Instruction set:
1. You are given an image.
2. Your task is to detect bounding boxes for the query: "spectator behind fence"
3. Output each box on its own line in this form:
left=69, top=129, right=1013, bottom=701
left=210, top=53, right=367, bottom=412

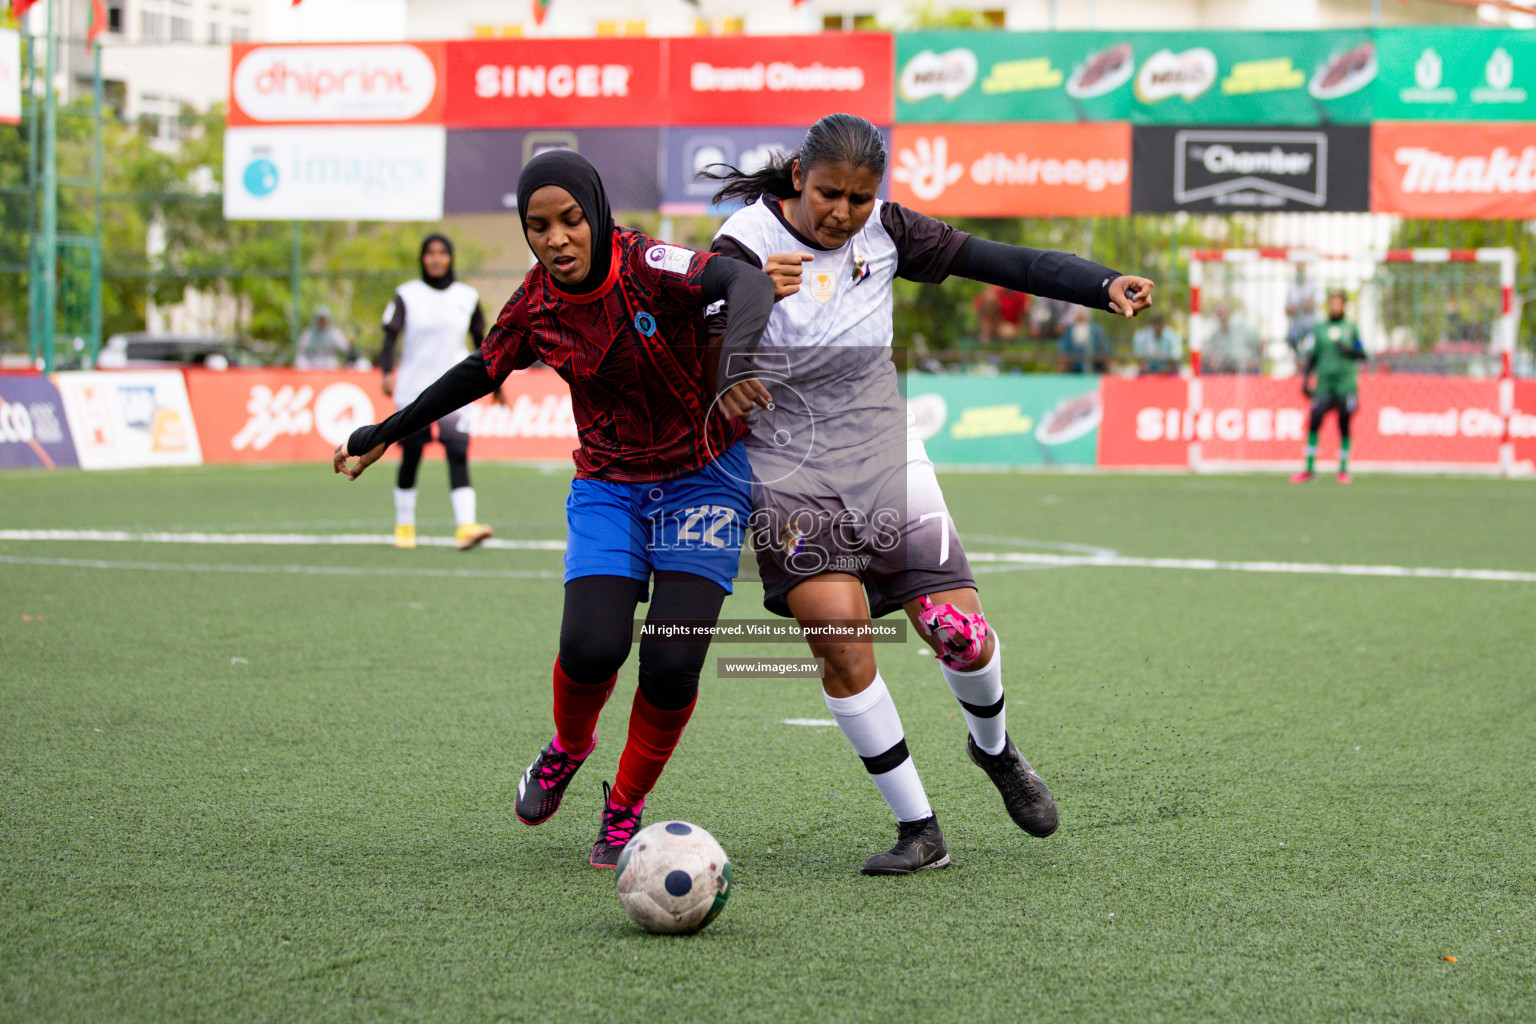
left=1203, top=302, right=1260, bottom=374
left=1030, top=294, right=1074, bottom=340
left=294, top=306, right=351, bottom=370
left=973, top=285, right=1029, bottom=346
left=1057, top=306, right=1110, bottom=374
left=1285, top=266, right=1319, bottom=354
left=1132, top=313, right=1182, bottom=375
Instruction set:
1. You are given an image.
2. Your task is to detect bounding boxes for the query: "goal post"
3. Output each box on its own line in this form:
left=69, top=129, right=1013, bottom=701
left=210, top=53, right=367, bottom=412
left=1185, top=248, right=1520, bottom=475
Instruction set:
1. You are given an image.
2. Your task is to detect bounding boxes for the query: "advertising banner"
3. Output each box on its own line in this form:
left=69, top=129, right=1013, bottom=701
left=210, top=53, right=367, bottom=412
left=185, top=369, right=579, bottom=465
left=1132, top=124, right=1370, bottom=212
left=1513, top=380, right=1536, bottom=469
left=1097, top=375, right=1189, bottom=467
left=54, top=371, right=203, bottom=470
left=0, top=375, right=79, bottom=470
left=1097, top=373, right=1505, bottom=468
left=905, top=373, right=1101, bottom=467
left=228, top=42, right=447, bottom=127
left=223, top=124, right=446, bottom=221
left=659, top=125, right=889, bottom=214
left=895, top=30, right=1376, bottom=125
left=1370, top=121, right=1536, bottom=220
left=443, top=37, right=666, bottom=128
left=661, top=126, right=804, bottom=214
left=889, top=123, right=1129, bottom=217
left=0, top=28, right=20, bottom=127
left=444, top=128, right=660, bottom=214
left=1374, top=27, right=1536, bottom=122
left=667, top=33, right=893, bottom=127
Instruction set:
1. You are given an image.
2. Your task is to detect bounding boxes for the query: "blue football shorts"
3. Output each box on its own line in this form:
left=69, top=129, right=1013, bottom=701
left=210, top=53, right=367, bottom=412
left=564, top=440, right=751, bottom=594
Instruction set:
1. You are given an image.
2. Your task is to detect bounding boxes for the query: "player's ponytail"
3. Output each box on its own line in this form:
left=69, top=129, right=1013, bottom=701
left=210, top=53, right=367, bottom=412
left=700, top=112, right=888, bottom=206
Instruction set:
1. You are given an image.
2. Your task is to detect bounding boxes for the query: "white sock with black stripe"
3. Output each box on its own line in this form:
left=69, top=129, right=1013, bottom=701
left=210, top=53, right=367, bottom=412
left=824, top=674, right=932, bottom=823
left=941, top=641, right=1007, bottom=755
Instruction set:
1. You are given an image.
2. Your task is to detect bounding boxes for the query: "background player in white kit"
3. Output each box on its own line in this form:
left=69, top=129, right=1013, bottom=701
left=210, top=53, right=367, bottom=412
left=380, top=234, right=498, bottom=550
left=704, top=114, right=1154, bottom=874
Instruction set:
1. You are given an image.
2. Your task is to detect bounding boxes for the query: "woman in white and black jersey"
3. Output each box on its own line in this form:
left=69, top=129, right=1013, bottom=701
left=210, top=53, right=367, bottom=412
left=380, top=234, right=495, bottom=551
left=702, top=113, right=1155, bottom=875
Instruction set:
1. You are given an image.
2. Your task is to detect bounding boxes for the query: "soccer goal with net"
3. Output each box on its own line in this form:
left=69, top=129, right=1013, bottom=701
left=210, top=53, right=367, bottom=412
left=1182, top=248, right=1522, bottom=474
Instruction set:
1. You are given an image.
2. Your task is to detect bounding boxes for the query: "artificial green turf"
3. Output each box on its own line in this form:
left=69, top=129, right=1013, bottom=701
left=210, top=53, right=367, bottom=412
left=3, top=466, right=1534, bottom=1023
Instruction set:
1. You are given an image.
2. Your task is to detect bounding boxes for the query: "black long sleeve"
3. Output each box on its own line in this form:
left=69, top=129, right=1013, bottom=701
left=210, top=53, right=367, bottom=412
left=953, top=236, right=1122, bottom=313
left=347, top=353, right=502, bottom=455
left=468, top=302, right=487, bottom=346
left=698, top=255, right=774, bottom=389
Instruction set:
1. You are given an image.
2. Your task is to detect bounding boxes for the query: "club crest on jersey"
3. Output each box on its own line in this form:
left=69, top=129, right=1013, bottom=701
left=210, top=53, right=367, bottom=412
left=779, top=523, right=807, bottom=557
left=809, top=269, right=836, bottom=305
left=645, top=244, right=693, bottom=276
left=634, top=311, right=657, bottom=337
left=850, top=253, right=870, bottom=286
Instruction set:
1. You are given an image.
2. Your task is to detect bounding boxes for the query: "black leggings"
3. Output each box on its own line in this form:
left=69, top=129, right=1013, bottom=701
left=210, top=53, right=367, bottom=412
left=397, top=422, right=471, bottom=491
left=1309, top=394, right=1357, bottom=441
left=557, top=573, right=728, bottom=711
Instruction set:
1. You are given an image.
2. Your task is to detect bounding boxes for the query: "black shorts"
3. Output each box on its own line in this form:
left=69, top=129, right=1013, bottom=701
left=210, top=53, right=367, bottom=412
left=749, top=437, right=976, bottom=620
left=1312, top=392, right=1358, bottom=417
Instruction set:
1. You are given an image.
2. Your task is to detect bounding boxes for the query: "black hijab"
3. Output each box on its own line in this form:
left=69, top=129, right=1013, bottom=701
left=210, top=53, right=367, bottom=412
left=420, top=233, right=454, bottom=290
left=516, top=150, right=616, bottom=296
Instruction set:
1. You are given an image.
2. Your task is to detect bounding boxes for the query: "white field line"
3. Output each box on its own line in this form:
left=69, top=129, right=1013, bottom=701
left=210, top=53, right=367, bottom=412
left=2, top=529, right=1532, bottom=583
left=965, top=551, right=1536, bottom=584
left=0, top=555, right=560, bottom=580
left=0, top=529, right=564, bottom=550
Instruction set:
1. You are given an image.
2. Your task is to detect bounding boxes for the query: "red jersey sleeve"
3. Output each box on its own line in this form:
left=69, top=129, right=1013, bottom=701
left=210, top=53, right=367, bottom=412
left=481, top=283, right=537, bottom=380
left=628, top=236, right=717, bottom=309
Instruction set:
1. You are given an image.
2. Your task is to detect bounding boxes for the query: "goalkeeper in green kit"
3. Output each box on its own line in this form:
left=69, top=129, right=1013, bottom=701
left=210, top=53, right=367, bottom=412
left=1292, top=289, right=1366, bottom=485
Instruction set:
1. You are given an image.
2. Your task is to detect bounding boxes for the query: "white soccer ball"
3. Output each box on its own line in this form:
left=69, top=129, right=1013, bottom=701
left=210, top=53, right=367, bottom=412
left=615, top=821, right=731, bottom=935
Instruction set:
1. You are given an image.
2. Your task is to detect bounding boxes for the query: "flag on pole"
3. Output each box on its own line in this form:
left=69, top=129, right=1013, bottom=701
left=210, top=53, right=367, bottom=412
left=532, top=0, right=550, bottom=26
left=87, top=0, right=107, bottom=43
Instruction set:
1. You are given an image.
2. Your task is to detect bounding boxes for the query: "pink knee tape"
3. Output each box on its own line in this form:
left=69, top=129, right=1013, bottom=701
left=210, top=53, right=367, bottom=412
left=916, top=595, right=989, bottom=670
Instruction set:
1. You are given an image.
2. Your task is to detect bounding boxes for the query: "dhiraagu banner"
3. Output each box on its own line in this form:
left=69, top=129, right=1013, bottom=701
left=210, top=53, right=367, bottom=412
left=896, top=30, right=1377, bottom=124
left=905, top=373, right=1102, bottom=467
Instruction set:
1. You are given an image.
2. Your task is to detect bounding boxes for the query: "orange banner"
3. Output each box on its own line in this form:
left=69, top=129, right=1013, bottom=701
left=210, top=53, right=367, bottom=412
left=1514, top=380, right=1536, bottom=471
left=889, top=123, right=1131, bottom=217
left=185, top=368, right=578, bottom=465
left=1371, top=122, right=1536, bottom=220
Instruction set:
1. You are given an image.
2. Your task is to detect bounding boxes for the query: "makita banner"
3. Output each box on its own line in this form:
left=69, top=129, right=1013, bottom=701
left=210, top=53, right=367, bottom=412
left=1133, top=124, right=1370, bottom=212
left=1370, top=121, right=1536, bottom=220
left=185, top=369, right=579, bottom=465
left=1098, top=373, right=1510, bottom=469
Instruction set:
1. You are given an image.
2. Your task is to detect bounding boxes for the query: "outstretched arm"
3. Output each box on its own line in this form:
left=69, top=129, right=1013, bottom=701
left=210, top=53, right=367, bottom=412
left=334, top=353, right=504, bottom=480
left=698, top=256, right=776, bottom=420
left=952, top=237, right=1154, bottom=318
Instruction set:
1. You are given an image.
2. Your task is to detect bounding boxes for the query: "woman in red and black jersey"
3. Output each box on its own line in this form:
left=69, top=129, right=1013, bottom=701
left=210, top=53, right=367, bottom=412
left=335, top=151, right=774, bottom=867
